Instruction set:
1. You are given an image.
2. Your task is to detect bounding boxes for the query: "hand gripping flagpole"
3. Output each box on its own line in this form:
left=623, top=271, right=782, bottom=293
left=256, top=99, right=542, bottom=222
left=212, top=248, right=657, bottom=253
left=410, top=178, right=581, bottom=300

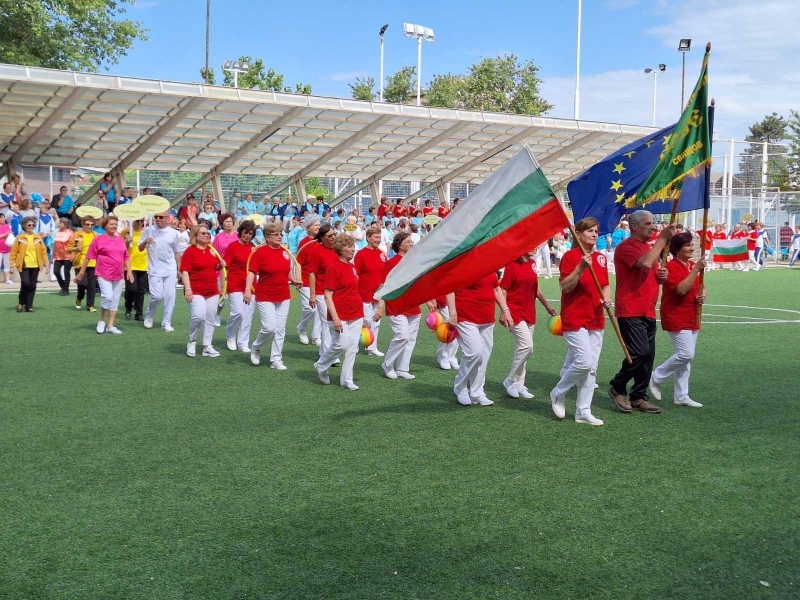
left=557, top=201, right=633, bottom=364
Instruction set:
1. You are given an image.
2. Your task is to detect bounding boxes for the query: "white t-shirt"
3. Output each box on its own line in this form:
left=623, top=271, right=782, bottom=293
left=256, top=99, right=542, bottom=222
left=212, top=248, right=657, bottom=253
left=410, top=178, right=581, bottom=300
left=142, top=225, right=181, bottom=277
left=791, top=233, right=800, bottom=251
left=755, top=231, right=765, bottom=249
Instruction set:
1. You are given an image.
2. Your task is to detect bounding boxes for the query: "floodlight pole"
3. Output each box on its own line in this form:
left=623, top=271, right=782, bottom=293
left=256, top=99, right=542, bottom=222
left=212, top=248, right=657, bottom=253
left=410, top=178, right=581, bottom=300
left=205, top=0, right=210, bottom=84
left=574, top=0, right=582, bottom=120
left=680, top=51, right=686, bottom=110
left=379, top=30, right=386, bottom=102
left=652, top=71, right=657, bottom=127
left=416, top=37, right=422, bottom=106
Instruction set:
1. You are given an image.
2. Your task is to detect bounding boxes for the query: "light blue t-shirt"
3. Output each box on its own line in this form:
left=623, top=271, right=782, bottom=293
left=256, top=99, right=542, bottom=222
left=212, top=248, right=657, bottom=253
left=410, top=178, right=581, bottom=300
left=596, top=234, right=610, bottom=251
left=240, top=200, right=256, bottom=215
left=611, top=228, right=629, bottom=248
left=288, top=226, right=305, bottom=255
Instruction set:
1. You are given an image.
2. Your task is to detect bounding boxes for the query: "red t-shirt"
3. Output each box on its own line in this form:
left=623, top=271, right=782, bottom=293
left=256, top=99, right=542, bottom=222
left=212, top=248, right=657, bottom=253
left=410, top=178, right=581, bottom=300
left=224, top=240, right=255, bottom=294
left=730, top=230, right=747, bottom=241
left=438, top=207, right=451, bottom=219
left=354, top=246, right=387, bottom=303
left=613, top=237, right=659, bottom=319
left=296, top=237, right=317, bottom=287
left=383, top=254, right=422, bottom=317
left=559, top=248, right=609, bottom=331
left=648, top=231, right=660, bottom=247
left=712, top=231, right=727, bottom=242
left=180, top=245, right=220, bottom=298
left=324, top=259, right=364, bottom=321
left=308, top=244, right=338, bottom=294
left=500, top=260, right=539, bottom=325
left=248, top=245, right=291, bottom=303
left=422, top=207, right=434, bottom=216
left=377, top=204, right=388, bottom=220
left=455, top=273, right=499, bottom=325
left=660, top=260, right=700, bottom=332
left=393, top=205, right=407, bottom=219
left=747, top=230, right=758, bottom=251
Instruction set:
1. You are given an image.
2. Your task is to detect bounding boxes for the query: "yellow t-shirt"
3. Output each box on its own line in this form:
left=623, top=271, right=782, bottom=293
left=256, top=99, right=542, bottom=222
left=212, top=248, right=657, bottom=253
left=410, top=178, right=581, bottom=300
left=130, top=231, right=148, bottom=271
left=23, top=235, right=38, bottom=268
left=77, top=231, right=96, bottom=268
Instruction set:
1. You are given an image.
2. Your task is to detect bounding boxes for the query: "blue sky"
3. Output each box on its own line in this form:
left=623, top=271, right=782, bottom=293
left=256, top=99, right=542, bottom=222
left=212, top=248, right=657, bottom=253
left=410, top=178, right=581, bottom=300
left=118, top=0, right=800, bottom=143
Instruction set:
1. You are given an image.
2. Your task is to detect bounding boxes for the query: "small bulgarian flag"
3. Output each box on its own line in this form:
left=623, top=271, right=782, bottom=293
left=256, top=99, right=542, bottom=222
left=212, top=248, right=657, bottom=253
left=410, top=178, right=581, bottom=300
left=375, top=146, right=570, bottom=313
left=713, top=238, right=748, bottom=263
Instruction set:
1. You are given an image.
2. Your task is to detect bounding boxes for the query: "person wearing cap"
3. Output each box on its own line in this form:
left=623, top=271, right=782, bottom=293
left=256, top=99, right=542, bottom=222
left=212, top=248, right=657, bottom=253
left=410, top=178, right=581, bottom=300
left=301, top=195, right=316, bottom=216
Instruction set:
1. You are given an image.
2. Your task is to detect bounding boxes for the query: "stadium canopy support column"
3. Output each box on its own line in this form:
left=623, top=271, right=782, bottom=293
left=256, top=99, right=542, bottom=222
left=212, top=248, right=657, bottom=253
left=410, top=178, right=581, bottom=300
left=331, top=121, right=469, bottom=208
left=266, top=115, right=392, bottom=199
left=369, top=182, right=380, bottom=207
left=76, top=97, right=204, bottom=206
left=3, top=87, right=84, bottom=182
left=115, top=167, right=127, bottom=193
left=211, top=174, right=225, bottom=211
left=436, top=184, right=447, bottom=204
left=169, top=106, right=306, bottom=208
left=294, top=178, right=307, bottom=203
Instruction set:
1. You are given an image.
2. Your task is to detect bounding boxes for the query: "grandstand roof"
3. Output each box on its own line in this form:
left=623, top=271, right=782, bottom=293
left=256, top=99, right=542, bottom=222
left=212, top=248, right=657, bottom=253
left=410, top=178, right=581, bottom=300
left=0, top=63, right=658, bottom=199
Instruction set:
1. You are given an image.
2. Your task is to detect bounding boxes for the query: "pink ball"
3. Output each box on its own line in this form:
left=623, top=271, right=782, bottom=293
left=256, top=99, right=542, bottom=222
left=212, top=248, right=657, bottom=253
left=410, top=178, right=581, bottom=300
left=425, top=311, right=444, bottom=330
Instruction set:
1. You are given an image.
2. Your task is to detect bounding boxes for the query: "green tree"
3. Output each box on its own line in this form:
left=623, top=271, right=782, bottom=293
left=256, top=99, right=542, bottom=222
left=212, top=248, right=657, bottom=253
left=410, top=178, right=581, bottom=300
left=0, top=0, right=148, bottom=71
left=349, top=77, right=376, bottom=102
left=738, top=113, right=788, bottom=189
left=199, top=67, right=216, bottom=85
left=303, top=177, right=332, bottom=201
left=201, top=57, right=311, bottom=94
left=782, top=110, right=800, bottom=214
left=426, top=54, right=553, bottom=115
left=383, top=66, right=416, bottom=104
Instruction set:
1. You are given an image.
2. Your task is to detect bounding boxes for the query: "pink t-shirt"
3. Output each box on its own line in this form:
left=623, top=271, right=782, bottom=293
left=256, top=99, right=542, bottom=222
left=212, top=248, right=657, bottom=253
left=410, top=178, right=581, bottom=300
left=212, top=232, right=238, bottom=256
left=0, top=224, right=10, bottom=254
left=86, top=234, right=129, bottom=281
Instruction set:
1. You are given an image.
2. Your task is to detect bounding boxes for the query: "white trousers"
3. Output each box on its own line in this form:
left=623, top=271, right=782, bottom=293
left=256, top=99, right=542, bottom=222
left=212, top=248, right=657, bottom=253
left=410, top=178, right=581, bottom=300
left=436, top=306, right=459, bottom=363
left=508, top=322, right=535, bottom=388
left=189, top=294, right=219, bottom=347
left=297, top=286, right=321, bottom=339
left=535, top=244, right=552, bottom=277
left=253, top=300, right=290, bottom=362
left=384, top=314, right=420, bottom=372
left=553, top=328, right=604, bottom=417
left=146, top=272, right=177, bottom=326
left=362, top=301, right=381, bottom=352
left=225, top=292, right=255, bottom=349
left=317, top=319, right=361, bottom=386
left=0, top=252, right=9, bottom=272
left=652, top=330, right=698, bottom=402
left=315, top=295, right=332, bottom=357
left=98, top=277, right=123, bottom=311
left=453, top=321, right=494, bottom=398
left=607, top=248, right=616, bottom=275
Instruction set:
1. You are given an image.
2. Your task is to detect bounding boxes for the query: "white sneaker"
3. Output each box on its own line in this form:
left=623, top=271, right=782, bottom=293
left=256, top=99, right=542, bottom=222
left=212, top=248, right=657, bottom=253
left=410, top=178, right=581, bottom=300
left=227, top=338, right=237, bottom=351
left=593, top=383, right=599, bottom=389
left=314, top=362, right=330, bottom=385
left=550, top=390, right=566, bottom=420
left=456, top=391, right=472, bottom=406
left=332, top=359, right=341, bottom=366
left=186, top=341, right=196, bottom=357
left=107, top=326, right=122, bottom=335
left=298, top=331, right=310, bottom=345
left=517, top=386, right=535, bottom=399
left=575, top=413, right=604, bottom=426
left=438, top=360, right=451, bottom=370
left=648, top=377, right=662, bottom=401
left=5, top=280, right=13, bottom=285
left=143, top=317, right=153, bottom=329
left=367, top=349, right=385, bottom=357
left=202, top=346, right=220, bottom=357
left=341, top=382, right=359, bottom=391
left=381, top=363, right=397, bottom=379
left=214, top=316, right=221, bottom=327
left=312, top=338, right=321, bottom=347
left=503, top=378, right=519, bottom=398
left=239, top=346, right=251, bottom=353
left=449, top=358, right=460, bottom=369
left=396, top=371, right=415, bottom=380
left=742, top=268, right=749, bottom=272
left=675, top=397, right=703, bottom=408
left=96, top=321, right=106, bottom=334
left=250, top=349, right=261, bottom=366
left=162, top=324, right=175, bottom=333
left=271, top=360, right=287, bottom=371
left=475, top=395, right=494, bottom=406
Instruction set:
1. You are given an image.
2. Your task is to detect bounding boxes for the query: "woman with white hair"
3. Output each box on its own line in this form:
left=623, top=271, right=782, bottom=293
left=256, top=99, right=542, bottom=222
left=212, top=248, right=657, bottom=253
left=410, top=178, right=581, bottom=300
left=296, top=213, right=322, bottom=345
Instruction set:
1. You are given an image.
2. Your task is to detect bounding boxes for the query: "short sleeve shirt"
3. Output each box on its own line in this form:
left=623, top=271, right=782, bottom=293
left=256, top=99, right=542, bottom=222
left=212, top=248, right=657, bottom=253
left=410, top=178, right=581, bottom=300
left=455, top=273, right=499, bottom=325
left=660, top=260, right=700, bottom=332
left=248, top=245, right=291, bottom=303
left=324, top=258, right=364, bottom=321
left=180, top=245, right=220, bottom=298
left=87, top=234, right=129, bottom=281
left=500, top=260, right=539, bottom=325
left=613, top=237, right=659, bottom=319
left=224, top=240, right=255, bottom=294
left=354, top=246, right=387, bottom=303
left=559, top=248, right=609, bottom=331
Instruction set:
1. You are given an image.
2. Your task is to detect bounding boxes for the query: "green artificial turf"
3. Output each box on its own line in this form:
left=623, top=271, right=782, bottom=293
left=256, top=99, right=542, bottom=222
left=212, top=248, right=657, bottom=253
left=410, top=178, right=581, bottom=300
left=1, top=270, right=798, bottom=599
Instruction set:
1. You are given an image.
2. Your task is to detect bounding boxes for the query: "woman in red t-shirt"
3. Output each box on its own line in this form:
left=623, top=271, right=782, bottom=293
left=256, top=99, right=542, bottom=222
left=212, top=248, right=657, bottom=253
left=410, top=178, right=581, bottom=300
left=354, top=226, right=386, bottom=357
left=446, top=272, right=513, bottom=406
left=314, top=234, right=364, bottom=390
left=650, top=232, right=706, bottom=408
left=223, top=219, right=256, bottom=353
left=373, top=232, right=427, bottom=379
left=295, top=214, right=322, bottom=346
left=499, top=252, right=557, bottom=399
left=308, top=223, right=339, bottom=358
left=550, top=217, right=611, bottom=426
left=245, top=221, right=301, bottom=370
left=180, top=223, right=224, bottom=358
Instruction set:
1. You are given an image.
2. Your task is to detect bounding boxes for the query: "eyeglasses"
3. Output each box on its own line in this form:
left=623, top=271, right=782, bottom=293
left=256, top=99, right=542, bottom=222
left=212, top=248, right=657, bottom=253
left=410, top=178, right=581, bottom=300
left=154, top=215, right=166, bottom=220
left=325, top=233, right=336, bottom=238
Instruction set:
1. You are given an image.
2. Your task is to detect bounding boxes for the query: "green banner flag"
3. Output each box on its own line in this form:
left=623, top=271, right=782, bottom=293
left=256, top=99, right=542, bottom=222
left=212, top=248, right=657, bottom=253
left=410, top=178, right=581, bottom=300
left=627, top=44, right=711, bottom=208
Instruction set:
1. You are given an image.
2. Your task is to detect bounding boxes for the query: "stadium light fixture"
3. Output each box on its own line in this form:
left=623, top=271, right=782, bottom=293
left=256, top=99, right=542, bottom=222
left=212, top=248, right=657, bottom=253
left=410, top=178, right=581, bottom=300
left=403, top=22, right=435, bottom=106
left=678, top=39, right=692, bottom=110
left=223, top=60, right=251, bottom=88
left=644, top=65, right=665, bottom=127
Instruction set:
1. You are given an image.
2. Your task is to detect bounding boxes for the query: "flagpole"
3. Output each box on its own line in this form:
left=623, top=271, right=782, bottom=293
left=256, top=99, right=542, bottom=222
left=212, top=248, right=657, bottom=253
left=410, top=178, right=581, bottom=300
left=697, top=97, right=715, bottom=325
left=558, top=202, right=633, bottom=364
left=661, top=197, right=681, bottom=268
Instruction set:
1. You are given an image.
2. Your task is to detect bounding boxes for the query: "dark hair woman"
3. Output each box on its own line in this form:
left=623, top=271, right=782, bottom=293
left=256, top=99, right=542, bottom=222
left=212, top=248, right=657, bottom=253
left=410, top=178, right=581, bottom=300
left=10, top=216, right=48, bottom=312
left=223, top=219, right=257, bottom=353
left=307, top=223, right=338, bottom=360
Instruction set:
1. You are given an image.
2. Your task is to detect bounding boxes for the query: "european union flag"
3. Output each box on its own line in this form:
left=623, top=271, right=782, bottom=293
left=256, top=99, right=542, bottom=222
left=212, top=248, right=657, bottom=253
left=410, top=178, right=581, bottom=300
left=567, top=124, right=706, bottom=235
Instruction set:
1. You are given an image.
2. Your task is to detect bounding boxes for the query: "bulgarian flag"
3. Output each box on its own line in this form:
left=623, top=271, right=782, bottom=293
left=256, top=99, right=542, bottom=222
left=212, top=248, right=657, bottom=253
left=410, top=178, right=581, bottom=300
left=375, top=146, right=570, bottom=313
left=713, top=238, right=748, bottom=263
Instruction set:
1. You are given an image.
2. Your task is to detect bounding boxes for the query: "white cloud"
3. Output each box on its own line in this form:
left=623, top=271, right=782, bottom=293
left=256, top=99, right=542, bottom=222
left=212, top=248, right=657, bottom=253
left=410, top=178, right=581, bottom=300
left=329, top=71, right=370, bottom=82
left=544, top=0, right=800, bottom=142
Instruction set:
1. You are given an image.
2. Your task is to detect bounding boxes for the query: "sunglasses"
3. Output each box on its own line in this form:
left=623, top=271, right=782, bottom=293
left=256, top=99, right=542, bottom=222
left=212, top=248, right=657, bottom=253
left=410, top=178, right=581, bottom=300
left=154, top=215, right=166, bottom=220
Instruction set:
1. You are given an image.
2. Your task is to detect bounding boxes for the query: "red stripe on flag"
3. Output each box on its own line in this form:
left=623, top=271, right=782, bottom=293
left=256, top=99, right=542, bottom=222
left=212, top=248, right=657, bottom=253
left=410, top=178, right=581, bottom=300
left=712, top=251, right=749, bottom=263
left=386, top=199, right=568, bottom=313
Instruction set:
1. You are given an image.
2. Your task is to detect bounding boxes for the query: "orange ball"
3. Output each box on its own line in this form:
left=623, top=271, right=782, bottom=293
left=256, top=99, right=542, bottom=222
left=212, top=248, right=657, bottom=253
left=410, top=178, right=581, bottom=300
left=360, top=327, right=375, bottom=347
left=547, top=315, right=563, bottom=336
left=435, top=322, right=458, bottom=344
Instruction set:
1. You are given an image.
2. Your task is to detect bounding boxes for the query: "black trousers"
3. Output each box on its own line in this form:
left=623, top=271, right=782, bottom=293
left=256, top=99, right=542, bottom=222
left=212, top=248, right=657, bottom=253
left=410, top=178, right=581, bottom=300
left=124, top=270, right=149, bottom=316
left=610, top=317, right=657, bottom=402
left=54, top=260, right=72, bottom=292
left=19, top=267, right=39, bottom=309
left=76, top=266, right=97, bottom=308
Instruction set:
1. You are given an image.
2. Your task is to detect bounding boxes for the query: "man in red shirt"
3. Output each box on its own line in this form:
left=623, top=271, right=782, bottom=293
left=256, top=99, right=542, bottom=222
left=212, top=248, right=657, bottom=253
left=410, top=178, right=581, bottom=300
left=608, top=210, right=673, bottom=414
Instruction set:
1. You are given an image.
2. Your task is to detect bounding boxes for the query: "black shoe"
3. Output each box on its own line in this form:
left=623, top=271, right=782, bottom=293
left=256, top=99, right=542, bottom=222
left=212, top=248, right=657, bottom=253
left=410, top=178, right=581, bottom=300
left=16, top=304, right=23, bottom=313
left=125, top=312, right=131, bottom=320
left=134, top=314, right=144, bottom=322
